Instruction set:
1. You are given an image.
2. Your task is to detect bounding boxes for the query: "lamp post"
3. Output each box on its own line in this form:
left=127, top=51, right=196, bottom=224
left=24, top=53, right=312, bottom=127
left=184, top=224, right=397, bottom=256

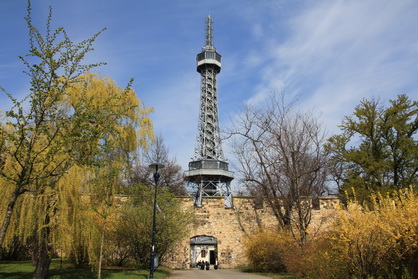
left=149, top=163, right=165, bottom=279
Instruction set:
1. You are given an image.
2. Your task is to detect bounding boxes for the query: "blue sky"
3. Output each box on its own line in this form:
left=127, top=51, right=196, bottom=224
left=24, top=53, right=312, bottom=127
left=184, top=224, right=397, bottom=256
left=1, top=0, right=418, bottom=180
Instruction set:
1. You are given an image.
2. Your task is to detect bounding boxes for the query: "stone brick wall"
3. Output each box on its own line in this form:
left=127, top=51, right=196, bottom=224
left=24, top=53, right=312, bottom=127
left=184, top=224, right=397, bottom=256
left=163, top=195, right=338, bottom=269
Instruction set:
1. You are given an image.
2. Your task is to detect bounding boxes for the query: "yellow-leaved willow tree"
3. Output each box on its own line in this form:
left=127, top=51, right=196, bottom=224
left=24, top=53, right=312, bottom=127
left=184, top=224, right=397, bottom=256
left=0, top=73, right=154, bottom=278
left=59, top=73, right=154, bottom=278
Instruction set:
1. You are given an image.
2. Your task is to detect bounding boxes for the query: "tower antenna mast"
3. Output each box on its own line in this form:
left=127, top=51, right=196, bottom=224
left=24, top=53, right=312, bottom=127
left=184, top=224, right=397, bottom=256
left=204, top=15, right=214, bottom=50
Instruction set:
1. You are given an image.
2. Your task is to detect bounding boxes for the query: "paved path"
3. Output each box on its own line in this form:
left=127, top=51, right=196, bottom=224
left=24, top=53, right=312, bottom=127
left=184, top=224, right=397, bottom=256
left=169, top=268, right=270, bottom=279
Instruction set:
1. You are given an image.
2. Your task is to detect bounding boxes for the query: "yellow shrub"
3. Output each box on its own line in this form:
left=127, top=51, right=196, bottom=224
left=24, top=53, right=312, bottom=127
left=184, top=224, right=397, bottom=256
left=293, top=188, right=418, bottom=279
left=244, top=230, right=292, bottom=272
left=284, top=236, right=347, bottom=279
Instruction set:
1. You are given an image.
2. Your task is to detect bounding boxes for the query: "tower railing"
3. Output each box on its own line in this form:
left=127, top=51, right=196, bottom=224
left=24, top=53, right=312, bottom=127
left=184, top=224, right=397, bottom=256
left=188, top=159, right=229, bottom=171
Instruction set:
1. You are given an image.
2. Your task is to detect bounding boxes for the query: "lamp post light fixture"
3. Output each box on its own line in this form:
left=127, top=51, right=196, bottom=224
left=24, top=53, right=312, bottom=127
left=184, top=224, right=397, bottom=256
left=149, top=163, right=165, bottom=279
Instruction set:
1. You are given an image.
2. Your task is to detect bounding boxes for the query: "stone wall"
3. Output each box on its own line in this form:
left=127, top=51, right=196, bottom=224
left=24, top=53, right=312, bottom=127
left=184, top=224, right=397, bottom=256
left=163, top=195, right=339, bottom=269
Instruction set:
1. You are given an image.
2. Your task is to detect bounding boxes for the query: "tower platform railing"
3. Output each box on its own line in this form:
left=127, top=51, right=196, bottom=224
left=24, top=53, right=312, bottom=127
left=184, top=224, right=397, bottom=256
left=188, top=159, right=229, bottom=171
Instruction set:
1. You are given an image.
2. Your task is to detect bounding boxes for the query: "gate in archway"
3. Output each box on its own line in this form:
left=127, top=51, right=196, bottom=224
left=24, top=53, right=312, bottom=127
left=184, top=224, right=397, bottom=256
left=190, top=236, right=218, bottom=266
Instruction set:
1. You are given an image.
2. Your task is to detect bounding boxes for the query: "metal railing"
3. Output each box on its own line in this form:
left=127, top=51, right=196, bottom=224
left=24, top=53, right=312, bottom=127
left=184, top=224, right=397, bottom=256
left=188, top=160, right=229, bottom=171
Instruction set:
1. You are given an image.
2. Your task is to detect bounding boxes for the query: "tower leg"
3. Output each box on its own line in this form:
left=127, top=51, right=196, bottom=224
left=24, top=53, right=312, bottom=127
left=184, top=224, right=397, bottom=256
left=224, top=183, right=233, bottom=208
left=224, top=193, right=233, bottom=208
left=195, top=183, right=203, bottom=207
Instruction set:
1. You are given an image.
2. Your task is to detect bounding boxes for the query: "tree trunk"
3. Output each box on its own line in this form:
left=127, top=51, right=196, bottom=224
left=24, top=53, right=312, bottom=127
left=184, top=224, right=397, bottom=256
left=98, top=218, right=107, bottom=279
left=0, top=185, right=22, bottom=247
left=31, top=233, right=39, bottom=266
left=33, top=240, right=51, bottom=279
left=32, top=213, right=52, bottom=279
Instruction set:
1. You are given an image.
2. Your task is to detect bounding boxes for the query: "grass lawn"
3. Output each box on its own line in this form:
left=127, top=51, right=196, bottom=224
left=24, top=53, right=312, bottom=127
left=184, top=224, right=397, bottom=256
left=0, top=259, right=170, bottom=279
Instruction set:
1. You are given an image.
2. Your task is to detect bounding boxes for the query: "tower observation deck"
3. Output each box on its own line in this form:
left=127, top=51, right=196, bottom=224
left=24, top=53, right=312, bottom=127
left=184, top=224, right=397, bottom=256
left=184, top=16, right=234, bottom=208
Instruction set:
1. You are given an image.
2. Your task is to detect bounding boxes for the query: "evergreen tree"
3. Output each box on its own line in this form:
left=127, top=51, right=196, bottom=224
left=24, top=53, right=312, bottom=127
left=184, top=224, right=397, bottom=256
left=326, top=94, right=418, bottom=204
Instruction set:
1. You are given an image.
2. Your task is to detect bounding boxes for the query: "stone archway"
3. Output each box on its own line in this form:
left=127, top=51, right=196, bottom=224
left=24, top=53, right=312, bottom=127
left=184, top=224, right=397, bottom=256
left=190, top=235, right=218, bottom=267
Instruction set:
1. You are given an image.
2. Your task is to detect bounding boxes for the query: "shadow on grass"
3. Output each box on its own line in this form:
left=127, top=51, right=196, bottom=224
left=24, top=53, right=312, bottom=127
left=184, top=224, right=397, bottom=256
left=100, top=270, right=148, bottom=279
left=0, top=260, right=169, bottom=279
left=0, top=271, right=32, bottom=279
left=48, top=268, right=97, bottom=279
left=0, top=269, right=150, bottom=279
left=0, top=268, right=96, bottom=279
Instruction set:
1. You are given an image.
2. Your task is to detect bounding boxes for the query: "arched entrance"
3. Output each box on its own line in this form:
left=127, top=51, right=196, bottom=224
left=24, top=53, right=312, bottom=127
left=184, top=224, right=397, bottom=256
left=190, top=236, right=218, bottom=267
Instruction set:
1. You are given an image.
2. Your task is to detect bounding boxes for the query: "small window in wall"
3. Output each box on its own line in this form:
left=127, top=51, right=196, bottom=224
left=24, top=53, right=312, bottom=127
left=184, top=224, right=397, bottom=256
left=201, top=250, right=206, bottom=258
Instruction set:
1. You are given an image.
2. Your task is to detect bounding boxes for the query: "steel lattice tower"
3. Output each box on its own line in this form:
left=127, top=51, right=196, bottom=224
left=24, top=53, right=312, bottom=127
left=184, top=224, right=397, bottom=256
left=184, top=15, right=234, bottom=208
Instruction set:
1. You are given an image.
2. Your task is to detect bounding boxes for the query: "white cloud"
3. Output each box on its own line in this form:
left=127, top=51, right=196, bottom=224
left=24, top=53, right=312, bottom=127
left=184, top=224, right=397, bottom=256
left=245, top=0, right=418, bottom=136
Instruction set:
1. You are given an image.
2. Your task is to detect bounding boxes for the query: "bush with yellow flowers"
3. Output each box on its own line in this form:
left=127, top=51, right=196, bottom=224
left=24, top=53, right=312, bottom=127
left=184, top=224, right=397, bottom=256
left=244, top=230, right=293, bottom=273
left=291, top=188, right=418, bottom=279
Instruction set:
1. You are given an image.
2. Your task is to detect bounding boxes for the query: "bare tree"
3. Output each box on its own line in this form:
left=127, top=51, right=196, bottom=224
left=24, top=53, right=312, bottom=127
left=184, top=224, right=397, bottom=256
left=130, top=135, right=187, bottom=195
left=228, top=93, right=328, bottom=244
